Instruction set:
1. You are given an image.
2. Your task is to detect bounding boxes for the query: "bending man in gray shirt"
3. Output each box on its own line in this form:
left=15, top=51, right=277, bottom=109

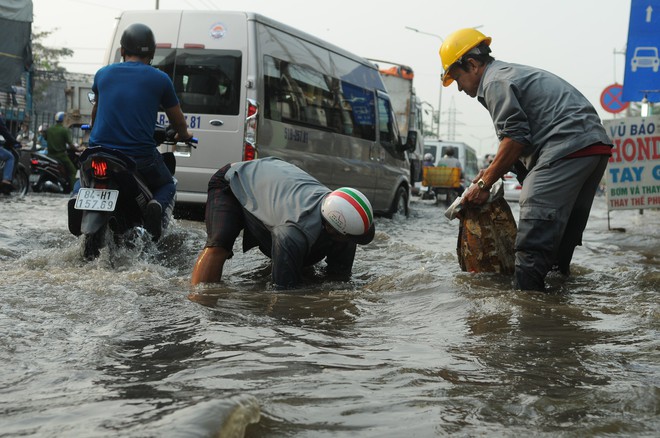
left=191, top=157, right=375, bottom=290
left=439, top=28, right=612, bottom=291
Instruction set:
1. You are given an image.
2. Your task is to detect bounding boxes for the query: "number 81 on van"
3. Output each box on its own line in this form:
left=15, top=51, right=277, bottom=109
left=74, top=188, right=120, bottom=212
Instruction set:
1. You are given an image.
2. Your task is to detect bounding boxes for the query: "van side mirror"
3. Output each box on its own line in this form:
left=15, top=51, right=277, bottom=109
left=402, top=130, right=417, bottom=152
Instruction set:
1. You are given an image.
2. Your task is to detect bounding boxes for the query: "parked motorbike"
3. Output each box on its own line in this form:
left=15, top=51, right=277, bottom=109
left=29, top=149, right=80, bottom=194
left=67, top=125, right=196, bottom=260
left=0, top=142, right=30, bottom=196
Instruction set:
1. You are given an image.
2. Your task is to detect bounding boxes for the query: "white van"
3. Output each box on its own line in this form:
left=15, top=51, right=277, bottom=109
left=104, top=10, right=417, bottom=217
left=423, top=140, right=480, bottom=182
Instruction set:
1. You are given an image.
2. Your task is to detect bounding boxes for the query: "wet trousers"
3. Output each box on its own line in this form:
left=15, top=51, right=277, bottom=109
left=514, top=155, right=609, bottom=291
left=0, top=146, right=14, bottom=181
left=132, top=149, right=176, bottom=222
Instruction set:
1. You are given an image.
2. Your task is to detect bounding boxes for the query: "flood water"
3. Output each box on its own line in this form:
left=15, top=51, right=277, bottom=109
left=0, top=192, right=658, bottom=437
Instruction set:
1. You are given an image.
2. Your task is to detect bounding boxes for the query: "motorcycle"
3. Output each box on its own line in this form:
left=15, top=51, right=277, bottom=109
left=0, top=142, right=30, bottom=196
left=67, top=124, right=196, bottom=260
left=29, top=149, right=80, bottom=193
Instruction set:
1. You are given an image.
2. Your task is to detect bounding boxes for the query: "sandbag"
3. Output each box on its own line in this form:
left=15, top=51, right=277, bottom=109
left=445, top=182, right=517, bottom=274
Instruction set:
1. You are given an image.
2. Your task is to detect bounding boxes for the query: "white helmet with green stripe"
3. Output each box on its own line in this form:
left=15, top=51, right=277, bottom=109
left=321, top=187, right=375, bottom=244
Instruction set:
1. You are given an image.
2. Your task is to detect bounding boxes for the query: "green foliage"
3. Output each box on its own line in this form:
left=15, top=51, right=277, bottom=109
left=32, top=28, right=73, bottom=72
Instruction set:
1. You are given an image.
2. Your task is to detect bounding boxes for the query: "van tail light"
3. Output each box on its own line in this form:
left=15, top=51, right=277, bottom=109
left=243, top=98, right=258, bottom=161
left=91, top=157, right=108, bottom=178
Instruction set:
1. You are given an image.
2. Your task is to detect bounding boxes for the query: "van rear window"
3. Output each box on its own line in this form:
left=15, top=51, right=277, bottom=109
left=263, top=55, right=376, bottom=141
left=153, top=48, right=242, bottom=115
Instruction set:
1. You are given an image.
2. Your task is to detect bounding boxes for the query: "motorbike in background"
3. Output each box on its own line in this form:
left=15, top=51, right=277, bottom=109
left=67, top=124, right=196, bottom=260
left=29, top=149, right=80, bottom=194
left=0, top=141, right=30, bottom=196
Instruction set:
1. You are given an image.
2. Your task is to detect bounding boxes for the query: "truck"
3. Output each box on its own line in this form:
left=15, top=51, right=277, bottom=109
left=0, top=71, right=94, bottom=148
left=374, top=62, right=426, bottom=190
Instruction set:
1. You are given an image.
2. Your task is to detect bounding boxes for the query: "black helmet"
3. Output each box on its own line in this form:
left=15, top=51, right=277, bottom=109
left=120, top=23, right=156, bottom=58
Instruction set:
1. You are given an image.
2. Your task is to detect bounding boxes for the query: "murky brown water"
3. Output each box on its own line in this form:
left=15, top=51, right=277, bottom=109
left=1, top=192, right=658, bottom=437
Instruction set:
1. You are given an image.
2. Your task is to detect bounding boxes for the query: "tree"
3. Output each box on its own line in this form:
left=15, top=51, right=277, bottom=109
left=31, top=28, right=73, bottom=73
left=26, top=28, right=76, bottom=117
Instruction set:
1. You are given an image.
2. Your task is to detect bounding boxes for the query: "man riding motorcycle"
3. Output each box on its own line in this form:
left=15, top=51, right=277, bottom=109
left=72, top=22, right=192, bottom=241
left=46, top=111, right=80, bottom=191
left=0, top=111, right=19, bottom=193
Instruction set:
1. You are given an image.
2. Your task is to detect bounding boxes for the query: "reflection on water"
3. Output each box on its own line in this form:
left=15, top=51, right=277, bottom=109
left=0, top=193, right=658, bottom=437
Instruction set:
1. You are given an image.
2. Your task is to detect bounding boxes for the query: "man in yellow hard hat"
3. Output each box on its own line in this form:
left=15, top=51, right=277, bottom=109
left=439, top=28, right=613, bottom=291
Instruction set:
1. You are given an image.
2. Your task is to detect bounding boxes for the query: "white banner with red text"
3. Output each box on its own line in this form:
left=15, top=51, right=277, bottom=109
left=603, top=116, right=660, bottom=211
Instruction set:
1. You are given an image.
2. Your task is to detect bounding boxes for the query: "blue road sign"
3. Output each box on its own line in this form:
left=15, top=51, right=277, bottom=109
left=622, top=0, right=660, bottom=102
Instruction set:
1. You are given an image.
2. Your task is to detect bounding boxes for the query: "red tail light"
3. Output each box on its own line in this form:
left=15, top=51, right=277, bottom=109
left=91, top=158, right=108, bottom=178
left=247, top=101, right=257, bottom=118
left=244, top=143, right=256, bottom=161
left=244, top=99, right=258, bottom=161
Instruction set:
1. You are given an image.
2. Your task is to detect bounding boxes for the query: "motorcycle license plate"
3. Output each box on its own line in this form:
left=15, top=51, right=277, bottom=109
left=74, top=188, right=119, bottom=211
left=29, top=174, right=40, bottom=183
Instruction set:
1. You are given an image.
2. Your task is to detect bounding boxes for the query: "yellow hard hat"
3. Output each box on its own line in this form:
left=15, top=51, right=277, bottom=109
left=439, top=28, right=492, bottom=86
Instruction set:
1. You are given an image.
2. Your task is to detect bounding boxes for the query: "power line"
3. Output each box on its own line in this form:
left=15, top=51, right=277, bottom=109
left=61, top=61, right=103, bottom=65
left=66, top=0, right=125, bottom=10
left=62, top=47, right=106, bottom=51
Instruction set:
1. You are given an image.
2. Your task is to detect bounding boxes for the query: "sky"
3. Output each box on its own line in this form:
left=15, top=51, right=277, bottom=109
left=32, top=0, right=633, bottom=157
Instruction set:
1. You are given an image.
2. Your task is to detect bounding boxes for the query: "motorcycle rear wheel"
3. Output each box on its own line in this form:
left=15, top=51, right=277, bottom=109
left=12, top=167, right=29, bottom=197
left=83, top=225, right=107, bottom=261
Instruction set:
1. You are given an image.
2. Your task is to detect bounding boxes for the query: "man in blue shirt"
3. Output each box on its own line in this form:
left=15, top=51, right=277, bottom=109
left=86, top=23, right=191, bottom=240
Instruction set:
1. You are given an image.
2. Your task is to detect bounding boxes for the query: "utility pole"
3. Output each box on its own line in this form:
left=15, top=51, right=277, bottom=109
left=405, top=25, right=482, bottom=140
left=421, top=101, right=436, bottom=137
left=445, top=97, right=459, bottom=141
left=404, top=26, right=443, bottom=139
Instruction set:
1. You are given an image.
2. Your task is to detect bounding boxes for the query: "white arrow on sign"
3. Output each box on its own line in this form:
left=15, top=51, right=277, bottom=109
left=647, top=5, right=653, bottom=22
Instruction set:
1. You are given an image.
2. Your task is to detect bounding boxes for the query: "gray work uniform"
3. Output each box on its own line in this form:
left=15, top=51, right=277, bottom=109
left=207, top=157, right=356, bottom=289
left=477, top=60, right=612, bottom=290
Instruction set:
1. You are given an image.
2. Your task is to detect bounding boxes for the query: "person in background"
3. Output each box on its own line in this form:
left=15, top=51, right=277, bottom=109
left=437, top=147, right=461, bottom=169
left=82, top=22, right=192, bottom=241
left=439, top=28, right=612, bottom=291
left=437, top=148, right=465, bottom=195
left=420, top=152, right=436, bottom=199
left=191, top=157, right=375, bottom=290
left=37, top=124, right=48, bottom=152
left=422, top=152, right=435, bottom=168
left=0, top=112, right=19, bottom=192
left=16, top=121, right=34, bottom=149
left=46, top=112, right=79, bottom=191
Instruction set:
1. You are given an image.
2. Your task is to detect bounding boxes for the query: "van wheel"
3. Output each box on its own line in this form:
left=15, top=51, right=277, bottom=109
left=387, top=185, right=409, bottom=219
